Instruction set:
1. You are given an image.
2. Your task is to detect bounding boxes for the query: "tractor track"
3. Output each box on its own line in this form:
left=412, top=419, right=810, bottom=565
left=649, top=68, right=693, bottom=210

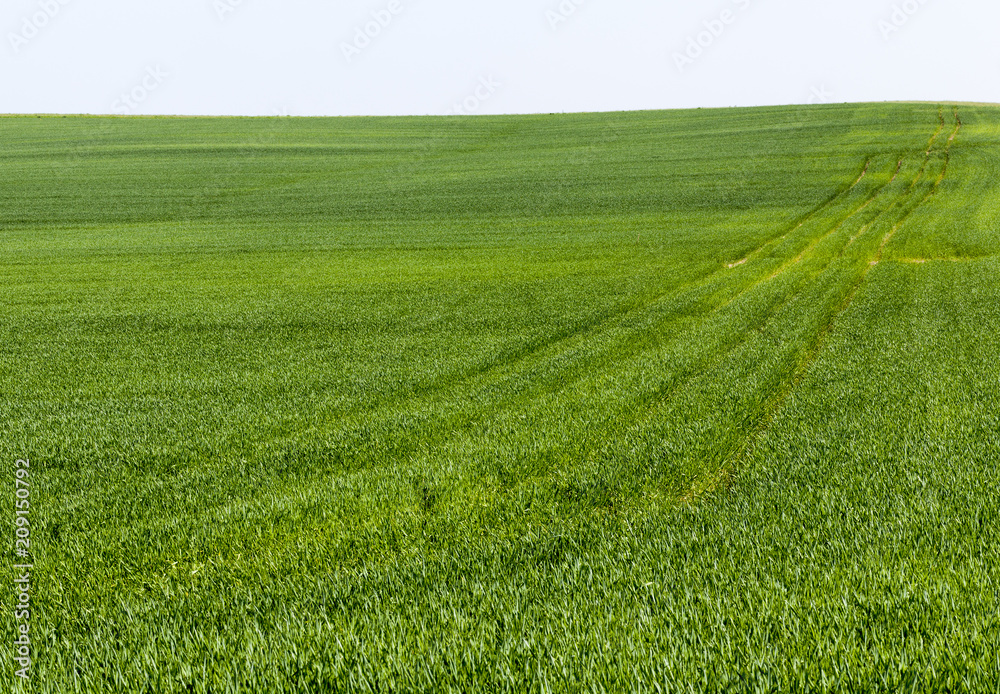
left=686, top=109, right=963, bottom=503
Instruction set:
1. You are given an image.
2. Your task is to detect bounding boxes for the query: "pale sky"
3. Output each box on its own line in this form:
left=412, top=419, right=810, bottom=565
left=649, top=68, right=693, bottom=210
left=1, top=0, right=997, bottom=116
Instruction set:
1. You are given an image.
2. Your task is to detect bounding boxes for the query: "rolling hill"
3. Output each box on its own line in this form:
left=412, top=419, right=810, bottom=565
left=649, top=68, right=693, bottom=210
left=2, top=103, right=999, bottom=691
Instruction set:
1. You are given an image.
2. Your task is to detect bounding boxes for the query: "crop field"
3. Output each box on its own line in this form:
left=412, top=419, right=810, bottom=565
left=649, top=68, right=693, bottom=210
left=2, top=103, right=1000, bottom=692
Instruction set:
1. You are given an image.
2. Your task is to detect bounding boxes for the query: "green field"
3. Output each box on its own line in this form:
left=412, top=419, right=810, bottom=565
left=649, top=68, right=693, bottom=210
left=2, top=103, right=1000, bottom=692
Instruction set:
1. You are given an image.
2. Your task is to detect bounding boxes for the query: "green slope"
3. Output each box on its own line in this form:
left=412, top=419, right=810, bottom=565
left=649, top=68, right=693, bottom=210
left=2, top=103, right=999, bottom=692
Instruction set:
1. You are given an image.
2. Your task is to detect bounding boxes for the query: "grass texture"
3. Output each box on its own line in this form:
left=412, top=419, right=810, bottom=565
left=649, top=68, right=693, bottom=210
left=2, top=103, right=1000, bottom=692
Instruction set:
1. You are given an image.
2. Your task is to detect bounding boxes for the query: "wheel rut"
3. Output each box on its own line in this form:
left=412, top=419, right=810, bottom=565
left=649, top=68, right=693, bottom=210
left=681, top=108, right=962, bottom=504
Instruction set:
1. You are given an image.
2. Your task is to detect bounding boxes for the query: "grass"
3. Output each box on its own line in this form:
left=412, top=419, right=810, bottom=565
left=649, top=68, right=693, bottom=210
left=2, top=103, right=1000, bottom=692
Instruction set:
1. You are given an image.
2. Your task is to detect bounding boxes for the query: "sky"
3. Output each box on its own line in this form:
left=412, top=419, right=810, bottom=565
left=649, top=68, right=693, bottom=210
left=1, top=0, right=998, bottom=116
